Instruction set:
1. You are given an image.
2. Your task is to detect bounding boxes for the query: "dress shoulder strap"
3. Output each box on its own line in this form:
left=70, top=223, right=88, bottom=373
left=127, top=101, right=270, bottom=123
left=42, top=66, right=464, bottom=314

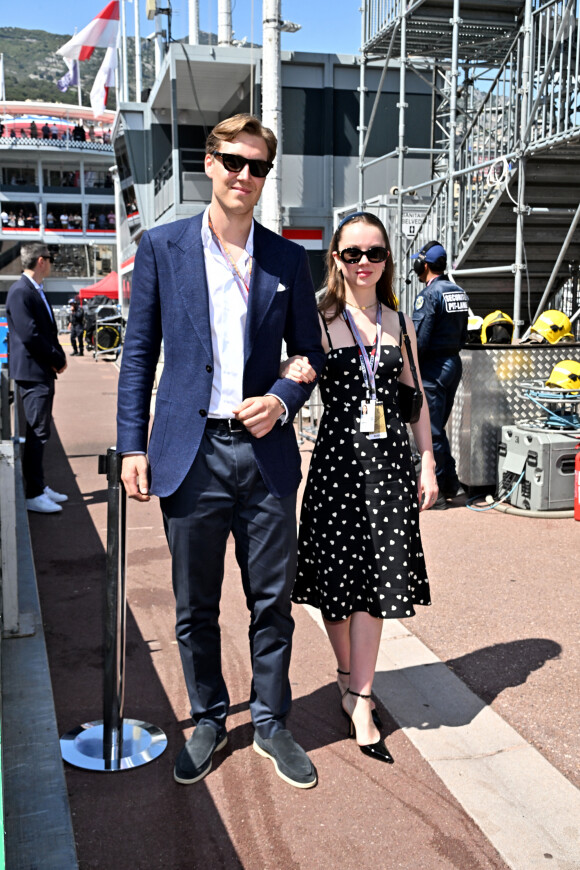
left=397, top=310, right=405, bottom=346
left=321, top=314, right=333, bottom=350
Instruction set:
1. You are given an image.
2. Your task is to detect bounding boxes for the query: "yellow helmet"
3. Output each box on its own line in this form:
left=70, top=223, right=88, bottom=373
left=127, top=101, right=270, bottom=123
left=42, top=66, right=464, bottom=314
left=545, top=360, right=580, bottom=390
left=554, top=331, right=575, bottom=344
left=481, top=310, right=514, bottom=344
left=530, top=310, right=572, bottom=344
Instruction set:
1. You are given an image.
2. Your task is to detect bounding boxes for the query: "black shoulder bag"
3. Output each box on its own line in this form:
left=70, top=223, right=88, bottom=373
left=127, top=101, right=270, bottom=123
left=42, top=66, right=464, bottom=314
left=397, top=311, right=423, bottom=424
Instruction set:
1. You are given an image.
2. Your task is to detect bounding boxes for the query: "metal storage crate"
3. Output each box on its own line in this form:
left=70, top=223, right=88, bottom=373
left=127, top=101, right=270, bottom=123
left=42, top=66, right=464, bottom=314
left=497, top=426, right=577, bottom=511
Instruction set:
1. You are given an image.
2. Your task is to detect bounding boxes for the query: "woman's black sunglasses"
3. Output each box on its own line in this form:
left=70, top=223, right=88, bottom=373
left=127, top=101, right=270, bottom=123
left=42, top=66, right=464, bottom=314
left=338, top=246, right=389, bottom=264
left=213, top=150, right=273, bottom=178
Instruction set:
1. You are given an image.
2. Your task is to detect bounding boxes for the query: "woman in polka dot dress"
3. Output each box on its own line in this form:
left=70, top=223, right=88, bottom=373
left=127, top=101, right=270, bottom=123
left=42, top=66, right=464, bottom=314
left=287, top=212, right=437, bottom=763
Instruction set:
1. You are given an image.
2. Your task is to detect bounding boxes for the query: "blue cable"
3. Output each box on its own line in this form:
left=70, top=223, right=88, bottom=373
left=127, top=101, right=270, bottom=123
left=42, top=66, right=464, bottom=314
left=465, top=469, right=526, bottom=512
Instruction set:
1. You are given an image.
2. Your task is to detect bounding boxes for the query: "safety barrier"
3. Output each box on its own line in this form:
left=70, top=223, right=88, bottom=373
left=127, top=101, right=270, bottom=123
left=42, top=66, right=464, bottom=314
left=0, top=370, right=33, bottom=638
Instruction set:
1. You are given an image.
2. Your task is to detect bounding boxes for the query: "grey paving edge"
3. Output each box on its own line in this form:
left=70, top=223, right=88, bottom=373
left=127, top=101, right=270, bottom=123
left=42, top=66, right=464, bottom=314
left=2, top=463, right=78, bottom=870
left=303, top=605, right=580, bottom=870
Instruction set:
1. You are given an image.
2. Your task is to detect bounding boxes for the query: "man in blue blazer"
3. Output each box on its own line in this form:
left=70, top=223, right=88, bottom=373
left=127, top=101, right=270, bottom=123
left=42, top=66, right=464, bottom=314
left=6, top=243, right=69, bottom=513
left=117, top=114, right=325, bottom=789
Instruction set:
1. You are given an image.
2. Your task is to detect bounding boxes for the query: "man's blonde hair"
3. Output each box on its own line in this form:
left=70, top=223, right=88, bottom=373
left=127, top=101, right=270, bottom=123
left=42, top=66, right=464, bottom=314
left=205, top=114, right=277, bottom=163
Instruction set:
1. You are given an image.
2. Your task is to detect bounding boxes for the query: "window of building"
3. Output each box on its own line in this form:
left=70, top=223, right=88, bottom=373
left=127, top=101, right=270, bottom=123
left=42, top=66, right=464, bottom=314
left=46, top=204, right=84, bottom=231
left=0, top=203, right=39, bottom=230
left=114, top=134, right=133, bottom=184
left=1, top=165, right=38, bottom=190
left=43, top=168, right=81, bottom=192
left=333, top=90, right=432, bottom=157
left=86, top=206, right=116, bottom=231
left=84, top=166, right=114, bottom=192
left=282, top=88, right=328, bottom=156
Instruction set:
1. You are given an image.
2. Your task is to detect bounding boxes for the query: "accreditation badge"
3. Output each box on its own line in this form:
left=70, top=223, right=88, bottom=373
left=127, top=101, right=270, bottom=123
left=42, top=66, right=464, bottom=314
left=360, top=399, right=376, bottom=432
left=368, top=401, right=387, bottom=440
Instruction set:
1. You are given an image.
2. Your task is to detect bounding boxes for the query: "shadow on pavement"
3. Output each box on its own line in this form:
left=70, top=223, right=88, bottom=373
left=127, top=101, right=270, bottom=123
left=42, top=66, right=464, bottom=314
left=445, top=638, right=562, bottom=704
left=373, top=638, right=562, bottom=732
left=29, top=427, right=246, bottom=870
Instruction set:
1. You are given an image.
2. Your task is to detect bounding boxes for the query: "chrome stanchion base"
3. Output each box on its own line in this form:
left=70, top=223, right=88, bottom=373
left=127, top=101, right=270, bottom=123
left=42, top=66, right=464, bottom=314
left=60, top=719, right=167, bottom=771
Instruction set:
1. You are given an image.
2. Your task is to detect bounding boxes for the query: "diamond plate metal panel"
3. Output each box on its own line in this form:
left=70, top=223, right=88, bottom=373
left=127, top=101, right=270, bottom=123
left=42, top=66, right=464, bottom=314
left=449, top=344, right=580, bottom=487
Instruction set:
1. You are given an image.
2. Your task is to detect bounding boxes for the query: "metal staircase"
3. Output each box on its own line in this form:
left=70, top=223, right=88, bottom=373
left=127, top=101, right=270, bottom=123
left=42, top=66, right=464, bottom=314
left=360, top=0, right=580, bottom=335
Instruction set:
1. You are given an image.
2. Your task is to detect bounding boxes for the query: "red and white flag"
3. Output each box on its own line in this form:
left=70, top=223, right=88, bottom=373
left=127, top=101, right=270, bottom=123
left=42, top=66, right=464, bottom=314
left=57, top=1, right=120, bottom=62
left=90, top=46, right=117, bottom=116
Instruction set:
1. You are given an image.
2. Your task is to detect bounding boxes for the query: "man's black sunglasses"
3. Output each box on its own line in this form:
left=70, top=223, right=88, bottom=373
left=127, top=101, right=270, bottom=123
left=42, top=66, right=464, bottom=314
left=213, top=150, right=273, bottom=178
left=338, top=246, right=390, bottom=264
left=40, top=253, right=54, bottom=263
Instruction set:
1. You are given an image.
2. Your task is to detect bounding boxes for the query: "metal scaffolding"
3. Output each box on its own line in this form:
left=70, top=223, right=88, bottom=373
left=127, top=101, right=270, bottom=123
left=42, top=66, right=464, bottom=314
left=359, top=0, right=580, bottom=335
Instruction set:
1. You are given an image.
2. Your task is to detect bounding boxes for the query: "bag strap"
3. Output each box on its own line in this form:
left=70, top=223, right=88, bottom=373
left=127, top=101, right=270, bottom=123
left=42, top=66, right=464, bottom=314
left=397, top=311, right=420, bottom=391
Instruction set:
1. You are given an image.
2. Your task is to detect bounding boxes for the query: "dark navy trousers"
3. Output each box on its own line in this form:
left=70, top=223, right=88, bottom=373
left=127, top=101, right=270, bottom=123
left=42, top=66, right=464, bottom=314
left=161, top=426, right=297, bottom=739
left=18, top=380, right=55, bottom=499
left=420, top=354, right=462, bottom=493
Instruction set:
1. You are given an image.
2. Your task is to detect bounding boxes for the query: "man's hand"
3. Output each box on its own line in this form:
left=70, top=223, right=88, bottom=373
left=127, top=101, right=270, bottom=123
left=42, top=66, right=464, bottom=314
left=121, top=454, right=151, bottom=501
left=54, top=361, right=68, bottom=374
left=233, top=395, right=283, bottom=439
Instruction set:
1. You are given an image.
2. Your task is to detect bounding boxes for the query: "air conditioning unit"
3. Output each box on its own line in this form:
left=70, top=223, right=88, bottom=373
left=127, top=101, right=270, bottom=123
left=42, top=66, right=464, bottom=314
left=497, top=426, right=576, bottom=511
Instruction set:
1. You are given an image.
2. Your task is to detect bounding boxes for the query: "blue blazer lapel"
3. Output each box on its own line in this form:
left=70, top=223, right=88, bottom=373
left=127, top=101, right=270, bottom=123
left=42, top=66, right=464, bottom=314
left=245, top=223, right=281, bottom=364
left=169, top=214, right=212, bottom=358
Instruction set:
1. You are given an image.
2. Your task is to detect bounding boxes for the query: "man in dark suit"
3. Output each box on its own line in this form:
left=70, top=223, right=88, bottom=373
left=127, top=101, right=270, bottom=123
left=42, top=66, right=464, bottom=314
left=117, top=114, right=325, bottom=789
left=6, top=243, right=68, bottom=513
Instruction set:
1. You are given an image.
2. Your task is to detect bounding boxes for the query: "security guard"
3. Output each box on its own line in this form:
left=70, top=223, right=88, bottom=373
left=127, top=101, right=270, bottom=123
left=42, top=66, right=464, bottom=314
left=68, top=298, right=85, bottom=356
left=411, top=241, right=469, bottom=509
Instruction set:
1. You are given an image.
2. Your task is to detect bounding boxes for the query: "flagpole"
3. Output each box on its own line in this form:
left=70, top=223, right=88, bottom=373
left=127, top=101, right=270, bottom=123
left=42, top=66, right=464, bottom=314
left=77, top=62, right=82, bottom=107
left=0, top=54, right=6, bottom=102
left=120, top=0, right=128, bottom=101
left=134, top=0, right=142, bottom=101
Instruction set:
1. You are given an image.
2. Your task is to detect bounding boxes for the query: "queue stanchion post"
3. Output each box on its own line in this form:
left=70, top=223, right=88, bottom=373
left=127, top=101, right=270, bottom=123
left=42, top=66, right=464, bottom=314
left=60, top=448, right=167, bottom=771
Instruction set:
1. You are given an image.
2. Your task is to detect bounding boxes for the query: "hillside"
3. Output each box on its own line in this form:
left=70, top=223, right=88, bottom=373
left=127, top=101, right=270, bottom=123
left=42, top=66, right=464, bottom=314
left=1, top=26, right=159, bottom=106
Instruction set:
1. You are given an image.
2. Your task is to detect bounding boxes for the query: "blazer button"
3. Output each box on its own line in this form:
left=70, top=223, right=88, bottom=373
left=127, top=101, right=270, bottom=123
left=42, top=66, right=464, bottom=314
left=206, top=364, right=213, bottom=373
left=199, top=409, right=207, bottom=417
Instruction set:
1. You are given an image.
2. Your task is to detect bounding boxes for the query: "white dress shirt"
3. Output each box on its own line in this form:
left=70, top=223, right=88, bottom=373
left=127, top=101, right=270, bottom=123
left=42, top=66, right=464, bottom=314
left=201, top=207, right=287, bottom=423
left=201, top=207, right=251, bottom=418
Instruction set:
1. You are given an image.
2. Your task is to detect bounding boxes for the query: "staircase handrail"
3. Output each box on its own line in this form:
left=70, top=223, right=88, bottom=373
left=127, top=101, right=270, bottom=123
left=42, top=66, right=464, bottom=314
left=363, top=0, right=429, bottom=47
left=396, top=0, right=580, bottom=289
left=455, top=30, right=523, bottom=158
left=520, top=0, right=577, bottom=148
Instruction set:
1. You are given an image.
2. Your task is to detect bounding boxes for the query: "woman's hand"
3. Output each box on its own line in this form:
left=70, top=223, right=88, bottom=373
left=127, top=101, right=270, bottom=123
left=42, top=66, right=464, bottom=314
left=279, top=355, right=316, bottom=383
left=418, top=458, right=438, bottom=511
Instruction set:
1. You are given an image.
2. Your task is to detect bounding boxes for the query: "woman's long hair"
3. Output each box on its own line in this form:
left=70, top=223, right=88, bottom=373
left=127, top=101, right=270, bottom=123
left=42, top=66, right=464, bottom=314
left=318, top=212, right=398, bottom=322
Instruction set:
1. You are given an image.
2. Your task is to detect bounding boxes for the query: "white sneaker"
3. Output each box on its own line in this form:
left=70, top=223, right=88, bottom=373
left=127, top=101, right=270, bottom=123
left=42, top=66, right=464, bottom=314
left=43, top=486, right=68, bottom=503
left=27, top=493, right=63, bottom=513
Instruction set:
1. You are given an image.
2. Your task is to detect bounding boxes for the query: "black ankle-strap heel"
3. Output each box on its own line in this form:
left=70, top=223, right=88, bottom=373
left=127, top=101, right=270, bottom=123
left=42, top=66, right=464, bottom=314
left=341, top=689, right=394, bottom=764
left=338, top=676, right=383, bottom=730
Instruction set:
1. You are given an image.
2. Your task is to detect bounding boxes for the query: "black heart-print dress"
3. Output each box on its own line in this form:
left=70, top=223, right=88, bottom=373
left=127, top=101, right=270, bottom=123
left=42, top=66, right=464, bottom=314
left=293, top=337, right=431, bottom=621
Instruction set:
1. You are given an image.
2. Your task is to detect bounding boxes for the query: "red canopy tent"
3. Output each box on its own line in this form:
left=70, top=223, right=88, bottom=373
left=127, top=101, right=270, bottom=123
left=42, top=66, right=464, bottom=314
left=79, top=271, right=119, bottom=300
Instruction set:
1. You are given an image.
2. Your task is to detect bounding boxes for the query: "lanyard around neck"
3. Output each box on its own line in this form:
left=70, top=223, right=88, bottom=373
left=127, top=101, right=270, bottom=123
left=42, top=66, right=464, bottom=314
left=343, top=304, right=382, bottom=399
left=208, top=213, right=252, bottom=304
